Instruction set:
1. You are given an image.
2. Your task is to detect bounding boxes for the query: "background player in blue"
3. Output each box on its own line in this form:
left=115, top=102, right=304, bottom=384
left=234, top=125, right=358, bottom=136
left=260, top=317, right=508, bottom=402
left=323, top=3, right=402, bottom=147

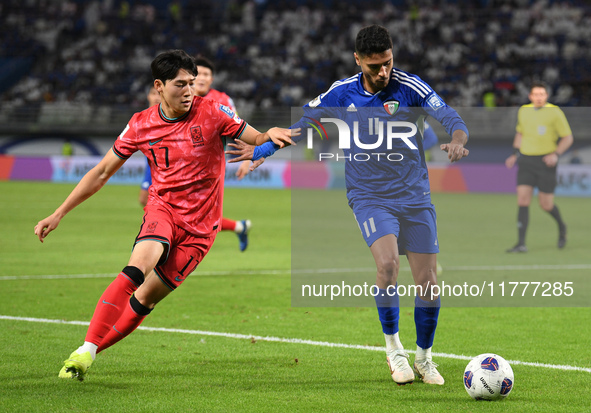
left=229, top=25, right=469, bottom=386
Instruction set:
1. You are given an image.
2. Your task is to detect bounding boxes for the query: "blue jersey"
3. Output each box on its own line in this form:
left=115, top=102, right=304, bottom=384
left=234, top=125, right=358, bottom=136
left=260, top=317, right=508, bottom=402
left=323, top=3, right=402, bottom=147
left=291, top=68, right=468, bottom=206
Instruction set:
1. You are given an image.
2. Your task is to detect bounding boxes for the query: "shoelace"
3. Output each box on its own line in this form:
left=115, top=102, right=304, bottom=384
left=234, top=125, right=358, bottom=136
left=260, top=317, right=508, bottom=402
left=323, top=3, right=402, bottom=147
left=391, top=351, right=411, bottom=370
left=416, top=359, right=439, bottom=375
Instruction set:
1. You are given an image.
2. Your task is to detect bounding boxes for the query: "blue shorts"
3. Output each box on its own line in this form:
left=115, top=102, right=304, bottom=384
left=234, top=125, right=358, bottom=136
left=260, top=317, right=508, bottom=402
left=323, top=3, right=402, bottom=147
left=351, top=202, right=439, bottom=254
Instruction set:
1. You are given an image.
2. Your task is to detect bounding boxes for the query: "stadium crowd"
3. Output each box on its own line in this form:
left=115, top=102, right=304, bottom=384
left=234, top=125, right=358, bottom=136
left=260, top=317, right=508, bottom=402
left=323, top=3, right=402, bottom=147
left=1, top=0, right=591, bottom=119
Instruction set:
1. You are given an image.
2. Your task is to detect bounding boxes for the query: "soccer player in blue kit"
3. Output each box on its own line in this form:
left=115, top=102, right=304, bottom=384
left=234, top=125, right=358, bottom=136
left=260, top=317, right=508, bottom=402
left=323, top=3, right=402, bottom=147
left=229, top=25, right=469, bottom=386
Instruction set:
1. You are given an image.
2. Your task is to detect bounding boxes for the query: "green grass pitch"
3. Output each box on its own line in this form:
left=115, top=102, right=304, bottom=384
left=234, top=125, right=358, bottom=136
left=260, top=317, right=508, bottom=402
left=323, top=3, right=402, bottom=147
left=0, top=181, right=589, bottom=412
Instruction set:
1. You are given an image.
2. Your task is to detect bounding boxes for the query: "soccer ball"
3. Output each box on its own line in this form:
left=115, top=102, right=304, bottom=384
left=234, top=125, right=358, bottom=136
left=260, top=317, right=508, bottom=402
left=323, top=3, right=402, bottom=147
left=463, top=353, right=514, bottom=401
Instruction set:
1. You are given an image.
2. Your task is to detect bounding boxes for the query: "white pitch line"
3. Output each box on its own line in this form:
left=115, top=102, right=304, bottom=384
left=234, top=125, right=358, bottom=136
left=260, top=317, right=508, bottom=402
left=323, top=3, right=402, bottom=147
left=1, top=315, right=589, bottom=374
left=1, top=263, right=590, bottom=281
left=445, top=264, right=591, bottom=271
left=0, top=270, right=290, bottom=281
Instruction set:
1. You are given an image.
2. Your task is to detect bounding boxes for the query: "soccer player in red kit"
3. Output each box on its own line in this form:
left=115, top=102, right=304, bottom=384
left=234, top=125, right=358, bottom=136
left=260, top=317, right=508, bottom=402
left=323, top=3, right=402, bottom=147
left=140, top=56, right=253, bottom=251
left=34, top=49, right=296, bottom=381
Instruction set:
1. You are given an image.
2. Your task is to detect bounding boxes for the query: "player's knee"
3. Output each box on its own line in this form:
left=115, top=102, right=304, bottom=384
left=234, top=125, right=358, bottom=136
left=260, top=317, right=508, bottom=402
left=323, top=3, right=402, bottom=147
left=375, top=255, right=399, bottom=279
left=122, top=265, right=145, bottom=286
left=539, top=199, right=554, bottom=212
left=516, top=192, right=532, bottom=206
left=517, top=195, right=531, bottom=206
left=417, top=279, right=437, bottom=300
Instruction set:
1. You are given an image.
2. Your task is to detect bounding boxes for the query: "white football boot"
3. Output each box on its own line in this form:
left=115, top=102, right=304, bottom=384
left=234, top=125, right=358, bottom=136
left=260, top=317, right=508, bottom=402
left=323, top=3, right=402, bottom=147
left=386, top=349, right=414, bottom=385
left=413, top=357, right=445, bottom=385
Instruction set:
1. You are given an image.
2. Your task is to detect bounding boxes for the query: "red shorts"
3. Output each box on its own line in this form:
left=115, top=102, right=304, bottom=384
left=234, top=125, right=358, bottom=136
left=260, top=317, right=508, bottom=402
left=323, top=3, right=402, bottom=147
left=135, top=205, right=216, bottom=290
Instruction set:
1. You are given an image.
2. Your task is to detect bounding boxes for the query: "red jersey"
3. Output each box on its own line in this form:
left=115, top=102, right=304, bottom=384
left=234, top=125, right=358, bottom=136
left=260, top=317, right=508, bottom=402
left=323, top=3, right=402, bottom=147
left=113, top=96, right=247, bottom=237
left=204, top=89, right=236, bottom=112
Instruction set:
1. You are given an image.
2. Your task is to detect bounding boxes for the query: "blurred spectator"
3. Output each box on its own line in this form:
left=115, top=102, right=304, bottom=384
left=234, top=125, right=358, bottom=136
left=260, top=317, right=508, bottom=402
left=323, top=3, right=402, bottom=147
left=62, top=138, right=73, bottom=156
left=1, top=0, right=591, bottom=114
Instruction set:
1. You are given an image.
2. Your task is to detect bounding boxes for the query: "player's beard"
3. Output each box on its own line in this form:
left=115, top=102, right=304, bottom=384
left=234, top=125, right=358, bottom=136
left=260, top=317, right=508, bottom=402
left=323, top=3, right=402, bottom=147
left=372, top=77, right=389, bottom=92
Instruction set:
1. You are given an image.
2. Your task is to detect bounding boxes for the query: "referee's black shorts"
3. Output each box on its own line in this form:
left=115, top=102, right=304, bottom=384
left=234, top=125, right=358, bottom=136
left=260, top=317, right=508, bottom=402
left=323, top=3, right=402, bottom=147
left=517, top=154, right=557, bottom=193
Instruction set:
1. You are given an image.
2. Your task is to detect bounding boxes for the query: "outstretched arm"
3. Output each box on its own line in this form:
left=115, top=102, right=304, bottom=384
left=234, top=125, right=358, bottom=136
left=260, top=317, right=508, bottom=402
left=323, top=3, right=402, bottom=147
left=226, top=125, right=300, bottom=168
left=34, top=149, right=126, bottom=242
left=238, top=124, right=299, bottom=148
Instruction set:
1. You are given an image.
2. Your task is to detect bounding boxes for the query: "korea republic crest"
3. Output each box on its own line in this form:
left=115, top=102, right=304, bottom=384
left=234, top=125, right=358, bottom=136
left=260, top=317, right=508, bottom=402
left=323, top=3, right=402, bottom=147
left=383, top=100, right=400, bottom=115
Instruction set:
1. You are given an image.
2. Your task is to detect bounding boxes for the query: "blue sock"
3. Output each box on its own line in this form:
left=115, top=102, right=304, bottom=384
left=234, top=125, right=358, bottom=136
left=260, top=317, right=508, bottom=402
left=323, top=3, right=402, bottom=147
left=374, top=285, right=399, bottom=335
left=414, top=296, right=440, bottom=349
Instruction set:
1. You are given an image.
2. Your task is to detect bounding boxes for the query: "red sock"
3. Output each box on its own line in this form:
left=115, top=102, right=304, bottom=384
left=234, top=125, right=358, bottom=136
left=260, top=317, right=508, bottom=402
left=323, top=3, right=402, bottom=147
left=97, top=298, right=149, bottom=353
left=221, top=217, right=236, bottom=231
left=84, top=272, right=139, bottom=346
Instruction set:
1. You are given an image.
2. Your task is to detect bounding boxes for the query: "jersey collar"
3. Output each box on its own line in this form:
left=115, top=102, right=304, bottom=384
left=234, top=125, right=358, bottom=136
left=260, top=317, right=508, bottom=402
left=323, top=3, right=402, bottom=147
left=158, top=101, right=192, bottom=123
left=357, top=71, right=395, bottom=97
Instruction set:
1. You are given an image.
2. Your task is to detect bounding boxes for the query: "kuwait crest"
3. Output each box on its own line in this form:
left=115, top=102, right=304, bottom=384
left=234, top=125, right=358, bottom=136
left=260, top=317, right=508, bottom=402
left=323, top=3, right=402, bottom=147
left=383, top=100, right=400, bottom=115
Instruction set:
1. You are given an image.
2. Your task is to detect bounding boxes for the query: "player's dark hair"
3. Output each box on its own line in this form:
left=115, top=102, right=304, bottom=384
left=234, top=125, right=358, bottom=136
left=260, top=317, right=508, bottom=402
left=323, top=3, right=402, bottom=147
left=151, top=49, right=197, bottom=84
left=355, top=25, right=393, bottom=57
left=194, top=55, right=216, bottom=74
left=530, top=81, right=549, bottom=93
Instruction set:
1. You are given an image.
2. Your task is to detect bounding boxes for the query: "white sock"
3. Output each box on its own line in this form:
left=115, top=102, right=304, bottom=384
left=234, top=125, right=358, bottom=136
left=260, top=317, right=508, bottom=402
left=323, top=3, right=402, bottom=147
left=76, top=342, right=98, bottom=360
left=384, top=332, right=404, bottom=353
left=234, top=221, right=244, bottom=233
left=415, top=345, right=432, bottom=362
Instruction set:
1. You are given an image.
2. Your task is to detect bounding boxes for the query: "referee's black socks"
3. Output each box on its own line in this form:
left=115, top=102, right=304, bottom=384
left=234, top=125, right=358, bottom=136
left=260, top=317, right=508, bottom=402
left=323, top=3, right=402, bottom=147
left=548, top=205, right=566, bottom=232
left=517, top=206, right=529, bottom=245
